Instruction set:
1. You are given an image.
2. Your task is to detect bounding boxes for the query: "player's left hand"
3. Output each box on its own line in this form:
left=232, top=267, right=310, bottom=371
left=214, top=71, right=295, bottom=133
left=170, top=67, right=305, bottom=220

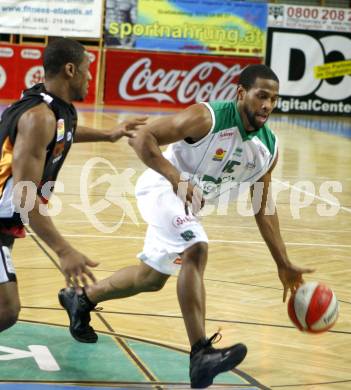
left=278, top=263, right=315, bottom=302
left=109, top=116, right=148, bottom=142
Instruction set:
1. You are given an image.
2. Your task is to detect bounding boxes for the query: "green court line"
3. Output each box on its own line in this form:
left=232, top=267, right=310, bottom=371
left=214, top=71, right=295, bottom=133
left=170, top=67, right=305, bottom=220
left=0, top=321, right=268, bottom=389
left=125, top=338, right=248, bottom=385
left=0, top=322, right=144, bottom=382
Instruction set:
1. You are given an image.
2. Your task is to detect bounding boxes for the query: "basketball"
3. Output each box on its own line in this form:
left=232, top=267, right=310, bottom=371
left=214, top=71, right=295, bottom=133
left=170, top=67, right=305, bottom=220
left=288, top=282, right=339, bottom=333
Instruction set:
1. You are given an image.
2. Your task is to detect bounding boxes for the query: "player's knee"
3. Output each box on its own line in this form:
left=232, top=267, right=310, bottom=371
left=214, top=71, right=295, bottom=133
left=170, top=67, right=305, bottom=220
left=182, top=242, right=208, bottom=267
left=143, top=277, right=167, bottom=292
left=136, top=265, right=168, bottom=292
left=0, top=304, right=20, bottom=332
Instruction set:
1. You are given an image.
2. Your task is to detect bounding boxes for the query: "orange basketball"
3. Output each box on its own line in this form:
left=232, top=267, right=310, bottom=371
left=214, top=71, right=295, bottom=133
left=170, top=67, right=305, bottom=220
left=288, top=282, right=338, bottom=333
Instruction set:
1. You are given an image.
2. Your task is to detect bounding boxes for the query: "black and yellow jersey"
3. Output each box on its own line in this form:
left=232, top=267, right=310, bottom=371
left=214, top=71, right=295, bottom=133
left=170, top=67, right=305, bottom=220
left=0, top=83, right=77, bottom=236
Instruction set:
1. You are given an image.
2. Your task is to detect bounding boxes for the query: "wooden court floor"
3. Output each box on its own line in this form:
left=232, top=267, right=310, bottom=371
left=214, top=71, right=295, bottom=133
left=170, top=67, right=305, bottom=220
left=1, top=104, right=350, bottom=389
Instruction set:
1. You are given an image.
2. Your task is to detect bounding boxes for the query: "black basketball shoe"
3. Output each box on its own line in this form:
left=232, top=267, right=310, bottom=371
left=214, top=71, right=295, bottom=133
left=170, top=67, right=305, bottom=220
left=58, top=287, right=98, bottom=343
left=190, top=332, right=247, bottom=388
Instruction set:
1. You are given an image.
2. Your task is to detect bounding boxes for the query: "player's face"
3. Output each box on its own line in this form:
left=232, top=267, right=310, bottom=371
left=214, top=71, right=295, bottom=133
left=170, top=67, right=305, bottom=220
left=239, top=77, right=279, bottom=131
left=72, top=52, right=92, bottom=101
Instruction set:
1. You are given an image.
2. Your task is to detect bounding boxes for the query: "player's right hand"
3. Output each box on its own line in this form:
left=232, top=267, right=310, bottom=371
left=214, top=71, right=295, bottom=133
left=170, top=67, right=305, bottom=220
left=58, top=246, right=99, bottom=288
left=173, top=176, right=205, bottom=216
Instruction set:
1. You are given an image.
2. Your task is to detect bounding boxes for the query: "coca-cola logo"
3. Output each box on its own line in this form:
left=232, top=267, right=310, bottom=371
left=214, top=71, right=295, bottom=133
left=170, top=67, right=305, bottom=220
left=119, top=58, right=241, bottom=104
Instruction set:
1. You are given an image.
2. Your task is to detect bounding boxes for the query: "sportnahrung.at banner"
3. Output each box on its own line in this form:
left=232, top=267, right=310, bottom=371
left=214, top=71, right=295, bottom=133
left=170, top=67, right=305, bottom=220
left=266, top=3, right=351, bottom=116
left=0, top=0, right=103, bottom=38
left=105, top=0, right=267, bottom=57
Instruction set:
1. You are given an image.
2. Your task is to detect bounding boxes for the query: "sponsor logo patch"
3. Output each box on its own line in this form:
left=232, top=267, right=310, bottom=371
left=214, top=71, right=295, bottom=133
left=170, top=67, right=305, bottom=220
left=173, top=257, right=182, bottom=265
left=56, top=119, right=65, bottom=142
left=212, top=148, right=226, bottom=161
left=220, top=131, right=234, bottom=139
left=53, top=143, right=64, bottom=158
left=233, top=147, right=243, bottom=157
left=172, top=215, right=196, bottom=228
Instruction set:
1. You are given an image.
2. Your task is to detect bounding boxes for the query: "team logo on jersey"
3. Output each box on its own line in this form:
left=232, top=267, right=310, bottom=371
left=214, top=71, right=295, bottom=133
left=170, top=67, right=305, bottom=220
left=180, top=230, right=196, bottom=241
left=56, top=119, right=65, bottom=142
left=212, top=148, right=226, bottom=161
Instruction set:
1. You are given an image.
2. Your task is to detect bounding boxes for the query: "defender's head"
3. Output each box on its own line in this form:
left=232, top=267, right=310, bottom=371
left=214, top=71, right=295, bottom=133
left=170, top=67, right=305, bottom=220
left=43, top=38, right=92, bottom=101
left=236, top=64, right=279, bottom=131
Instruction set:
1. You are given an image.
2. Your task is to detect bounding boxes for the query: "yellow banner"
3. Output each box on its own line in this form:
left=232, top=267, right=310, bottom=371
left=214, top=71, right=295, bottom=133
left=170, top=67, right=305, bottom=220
left=105, top=0, right=268, bottom=57
left=314, top=60, right=351, bottom=80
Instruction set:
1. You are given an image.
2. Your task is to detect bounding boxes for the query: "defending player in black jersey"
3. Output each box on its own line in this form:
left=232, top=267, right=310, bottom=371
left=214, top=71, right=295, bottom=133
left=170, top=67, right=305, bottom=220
left=0, top=38, right=146, bottom=333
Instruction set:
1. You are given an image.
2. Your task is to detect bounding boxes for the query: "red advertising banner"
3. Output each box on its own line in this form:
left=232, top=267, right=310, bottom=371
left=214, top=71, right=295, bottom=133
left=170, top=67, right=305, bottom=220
left=18, top=46, right=45, bottom=93
left=0, top=44, right=99, bottom=103
left=104, top=49, right=261, bottom=108
left=0, top=45, right=19, bottom=100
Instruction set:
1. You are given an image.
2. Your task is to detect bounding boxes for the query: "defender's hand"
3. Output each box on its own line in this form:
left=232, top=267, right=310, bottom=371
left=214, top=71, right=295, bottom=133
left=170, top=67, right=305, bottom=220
left=109, top=116, right=148, bottom=142
left=58, top=247, right=99, bottom=288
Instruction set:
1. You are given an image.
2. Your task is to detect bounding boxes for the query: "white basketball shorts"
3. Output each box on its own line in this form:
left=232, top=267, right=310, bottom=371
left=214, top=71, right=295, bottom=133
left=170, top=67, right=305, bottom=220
left=135, top=169, right=208, bottom=275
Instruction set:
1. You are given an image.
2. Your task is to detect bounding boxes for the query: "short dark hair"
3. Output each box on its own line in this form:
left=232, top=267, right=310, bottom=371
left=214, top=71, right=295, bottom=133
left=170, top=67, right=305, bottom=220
left=238, top=64, right=279, bottom=90
left=43, top=38, right=85, bottom=77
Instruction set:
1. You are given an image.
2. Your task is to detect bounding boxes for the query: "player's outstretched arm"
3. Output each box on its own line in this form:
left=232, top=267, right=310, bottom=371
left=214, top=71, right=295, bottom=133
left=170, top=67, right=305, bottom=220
left=74, top=116, right=148, bottom=142
left=12, top=104, right=99, bottom=288
left=251, top=158, right=314, bottom=302
left=128, top=104, right=211, bottom=214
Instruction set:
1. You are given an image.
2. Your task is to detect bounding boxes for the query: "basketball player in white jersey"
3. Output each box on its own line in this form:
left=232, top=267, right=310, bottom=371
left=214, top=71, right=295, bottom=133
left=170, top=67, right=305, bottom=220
left=59, top=64, right=314, bottom=388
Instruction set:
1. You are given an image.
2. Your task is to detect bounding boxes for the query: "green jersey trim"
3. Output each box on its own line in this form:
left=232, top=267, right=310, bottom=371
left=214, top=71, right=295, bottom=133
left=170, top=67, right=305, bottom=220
left=207, top=101, right=237, bottom=135
left=207, top=100, right=276, bottom=156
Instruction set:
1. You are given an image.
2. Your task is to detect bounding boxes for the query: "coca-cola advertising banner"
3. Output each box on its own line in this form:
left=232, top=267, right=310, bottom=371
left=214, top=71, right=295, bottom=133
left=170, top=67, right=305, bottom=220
left=0, top=44, right=99, bottom=104
left=266, top=4, right=351, bottom=116
left=104, top=49, right=261, bottom=107
left=105, top=0, right=267, bottom=57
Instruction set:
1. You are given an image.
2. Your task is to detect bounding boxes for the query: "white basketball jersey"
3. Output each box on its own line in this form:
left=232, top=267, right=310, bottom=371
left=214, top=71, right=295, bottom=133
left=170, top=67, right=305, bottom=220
left=136, top=100, right=278, bottom=202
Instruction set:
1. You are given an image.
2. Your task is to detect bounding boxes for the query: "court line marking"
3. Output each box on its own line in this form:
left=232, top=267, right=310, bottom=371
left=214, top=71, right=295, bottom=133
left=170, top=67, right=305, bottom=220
left=26, top=232, right=351, bottom=248
left=61, top=165, right=351, bottom=212
left=64, top=163, right=351, bottom=182
left=96, top=312, right=161, bottom=386
left=271, top=379, right=351, bottom=388
left=46, top=190, right=351, bottom=207
left=273, top=178, right=351, bottom=214
left=54, top=219, right=351, bottom=234
left=15, top=319, right=269, bottom=389
left=19, top=311, right=351, bottom=336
